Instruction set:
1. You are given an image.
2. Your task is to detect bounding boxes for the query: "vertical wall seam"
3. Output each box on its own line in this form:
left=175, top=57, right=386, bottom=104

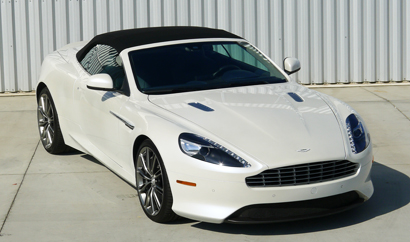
left=387, top=1, right=390, bottom=81
left=267, top=0, right=271, bottom=57
left=25, top=0, right=32, bottom=91
left=281, top=0, right=284, bottom=62
left=79, top=0, right=83, bottom=40
left=201, top=0, right=205, bottom=27
left=320, top=0, right=324, bottom=84
left=215, top=0, right=218, bottom=29
left=39, top=1, right=44, bottom=62
left=52, top=0, right=56, bottom=51
left=360, top=0, right=364, bottom=83
left=0, top=0, right=4, bottom=92
left=187, top=0, right=191, bottom=26
left=106, top=0, right=110, bottom=31
left=347, top=0, right=350, bottom=83
left=241, top=0, right=244, bottom=37
left=92, top=0, right=96, bottom=36
left=254, top=0, right=257, bottom=47
left=11, top=0, right=17, bottom=91
left=160, top=0, right=164, bottom=27
left=174, top=0, right=177, bottom=26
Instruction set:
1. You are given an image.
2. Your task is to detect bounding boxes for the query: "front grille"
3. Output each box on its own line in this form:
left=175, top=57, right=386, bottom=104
left=246, top=160, right=359, bottom=187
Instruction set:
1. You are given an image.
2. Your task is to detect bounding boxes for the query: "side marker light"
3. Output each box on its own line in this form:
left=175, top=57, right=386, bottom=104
left=177, top=180, right=196, bottom=187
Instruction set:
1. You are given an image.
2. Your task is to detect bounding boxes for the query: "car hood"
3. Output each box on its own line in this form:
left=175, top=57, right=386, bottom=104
left=148, top=83, right=346, bottom=168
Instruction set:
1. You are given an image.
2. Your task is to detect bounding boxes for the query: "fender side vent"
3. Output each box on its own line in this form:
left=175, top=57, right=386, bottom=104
left=288, top=92, right=304, bottom=102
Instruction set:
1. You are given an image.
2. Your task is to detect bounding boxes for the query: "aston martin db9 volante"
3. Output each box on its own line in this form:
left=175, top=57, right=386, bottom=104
left=36, top=26, right=373, bottom=224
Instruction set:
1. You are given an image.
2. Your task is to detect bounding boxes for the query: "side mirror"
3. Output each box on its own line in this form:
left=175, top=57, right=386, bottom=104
left=283, top=57, right=301, bottom=75
left=86, top=73, right=114, bottom=91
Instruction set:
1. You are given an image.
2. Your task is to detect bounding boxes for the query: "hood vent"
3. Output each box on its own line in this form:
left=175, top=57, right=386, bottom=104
left=288, top=92, right=304, bottom=102
left=188, top=102, right=214, bottom=112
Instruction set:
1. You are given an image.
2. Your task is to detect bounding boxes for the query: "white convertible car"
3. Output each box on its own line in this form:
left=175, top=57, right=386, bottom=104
left=37, top=27, right=373, bottom=224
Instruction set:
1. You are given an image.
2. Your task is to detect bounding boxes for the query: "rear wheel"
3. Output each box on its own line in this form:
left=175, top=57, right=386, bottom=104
left=37, top=87, right=71, bottom=154
left=135, top=140, right=178, bottom=223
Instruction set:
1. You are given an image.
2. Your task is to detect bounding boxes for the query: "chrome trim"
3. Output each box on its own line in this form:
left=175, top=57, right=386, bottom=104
left=110, top=111, right=134, bottom=130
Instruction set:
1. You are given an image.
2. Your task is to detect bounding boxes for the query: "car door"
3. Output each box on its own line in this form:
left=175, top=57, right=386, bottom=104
left=73, top=44, right=130, bottom=169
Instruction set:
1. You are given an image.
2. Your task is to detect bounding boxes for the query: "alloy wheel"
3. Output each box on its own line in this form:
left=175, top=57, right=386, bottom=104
left=38, top=93, right=55, bottom=149
left=136, top=147, right=165, bottom=216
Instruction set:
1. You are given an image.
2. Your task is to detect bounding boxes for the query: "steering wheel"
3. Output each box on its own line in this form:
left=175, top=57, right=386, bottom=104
left=213, top=65, right=241, bottom=78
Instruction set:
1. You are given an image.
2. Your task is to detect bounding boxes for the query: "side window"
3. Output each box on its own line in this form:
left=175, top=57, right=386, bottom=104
left=80, top=44, right=126, bottom=91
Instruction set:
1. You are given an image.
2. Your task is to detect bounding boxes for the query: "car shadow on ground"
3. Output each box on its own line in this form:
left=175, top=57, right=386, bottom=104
left=191, top=162, right=410, bottom=235
left=54, top=150, right=106, bottom=167
left=80, top=154, right=106, bottom=166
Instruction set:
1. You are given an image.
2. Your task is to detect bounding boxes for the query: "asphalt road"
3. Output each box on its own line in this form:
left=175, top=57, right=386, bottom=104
left=0, top=86, right=409, bottom=242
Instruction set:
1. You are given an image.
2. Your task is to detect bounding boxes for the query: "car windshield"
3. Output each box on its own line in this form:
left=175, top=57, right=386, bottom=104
left=128, top=41, right=287, bottom=94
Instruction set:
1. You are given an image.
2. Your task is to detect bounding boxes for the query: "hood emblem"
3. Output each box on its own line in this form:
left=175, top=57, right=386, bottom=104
left=297, top=148, right=311, bottom=153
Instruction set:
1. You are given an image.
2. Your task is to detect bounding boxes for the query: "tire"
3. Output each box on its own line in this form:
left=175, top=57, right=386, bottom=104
left=135, top=139, right=178, bottom=223
left=37, top=87, right=72, bottom=154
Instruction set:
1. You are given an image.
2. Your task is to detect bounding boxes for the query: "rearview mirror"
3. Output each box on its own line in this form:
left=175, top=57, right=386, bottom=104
left=86, top=73, right=114, bottom=91
left=283, top=57, right=301, bottom=75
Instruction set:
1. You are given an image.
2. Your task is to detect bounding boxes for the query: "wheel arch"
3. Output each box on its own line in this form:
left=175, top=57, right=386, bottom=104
left=36, top=82, right=47, bottom=100
left=132, top=134, right=150, bottom=167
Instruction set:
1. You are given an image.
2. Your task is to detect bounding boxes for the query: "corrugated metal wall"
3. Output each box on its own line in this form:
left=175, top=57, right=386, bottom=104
left=0, top=0, right=409, bottom=92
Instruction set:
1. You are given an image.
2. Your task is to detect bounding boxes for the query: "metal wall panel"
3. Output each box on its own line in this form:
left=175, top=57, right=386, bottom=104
left=0, top=0, right=409, bottom=93
left=406, top=1, right=410, bottom=80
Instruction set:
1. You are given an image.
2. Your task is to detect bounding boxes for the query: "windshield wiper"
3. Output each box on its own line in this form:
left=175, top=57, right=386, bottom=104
left=225, top=80, right=270, bottom=88
left=142, top=86, right=202, bottom=95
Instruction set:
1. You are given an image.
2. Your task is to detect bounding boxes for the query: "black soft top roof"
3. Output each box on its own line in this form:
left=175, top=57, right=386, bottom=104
left=76, top=26, right=243, bottom=61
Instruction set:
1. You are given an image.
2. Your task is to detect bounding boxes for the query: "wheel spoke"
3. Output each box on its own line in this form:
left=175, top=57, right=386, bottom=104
left=139, top=152, right=153, bottom=176
left=146, top=149, right=150, bottom=172
left=41, top=124, right=48, bottom=139
left=155, top=185, right=163, bottom=194
left=136, top=168, right=150, bottom=180
left=40, top=97, right=47, bottom=115
left=38, top=105, right=49, bottom=120
left=144, top=187, right=152, bottom=210
left=151, top=156, right=157, bottom=174
left=150, top=187, right=156, bottom=214
left=46, top=101, right=53, bottom=117
left=38, top=119, right=47, bottom=126
left=138, top=181, right=150, bottom=193
left=153, top=190, right=161, bottom=209
left=46, top=127, right=53, bottom=146
left=154, top=169, right=162, bottom=177
left=48, top=125, right=54, bottom=136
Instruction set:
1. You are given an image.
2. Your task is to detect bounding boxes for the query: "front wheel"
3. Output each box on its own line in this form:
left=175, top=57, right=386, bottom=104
left=135, top=140, right=178, bottom=223
left=37, top=87, right=71, bottom=154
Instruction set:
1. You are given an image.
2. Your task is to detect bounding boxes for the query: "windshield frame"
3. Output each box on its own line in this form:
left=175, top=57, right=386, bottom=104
left=120, top=38, right=290, bottom=95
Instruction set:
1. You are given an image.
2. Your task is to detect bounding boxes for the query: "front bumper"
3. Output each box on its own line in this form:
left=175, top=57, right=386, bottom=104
left=166, top=148, right=374, bottom=224
left=225, top=191, right=363, bottom=224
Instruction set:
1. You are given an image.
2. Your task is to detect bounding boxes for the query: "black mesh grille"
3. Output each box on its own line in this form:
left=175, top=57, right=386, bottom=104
left=246, top=160, right=359, bottom=187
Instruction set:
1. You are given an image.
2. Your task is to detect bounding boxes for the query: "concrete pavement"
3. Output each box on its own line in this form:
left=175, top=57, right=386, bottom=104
left=0, top=86, right=409, bottom=241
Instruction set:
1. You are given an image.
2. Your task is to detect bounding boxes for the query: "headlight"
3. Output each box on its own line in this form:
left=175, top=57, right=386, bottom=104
left=346, top=114, right=370, bottom=153
left=179, top=133, right=251, bottom=168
